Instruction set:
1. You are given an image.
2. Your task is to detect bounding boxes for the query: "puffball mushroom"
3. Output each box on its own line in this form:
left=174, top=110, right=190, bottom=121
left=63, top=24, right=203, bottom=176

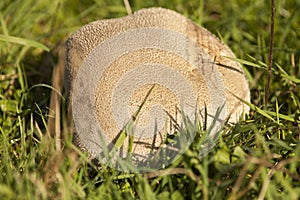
left=65, top=7, right=250, bottom=171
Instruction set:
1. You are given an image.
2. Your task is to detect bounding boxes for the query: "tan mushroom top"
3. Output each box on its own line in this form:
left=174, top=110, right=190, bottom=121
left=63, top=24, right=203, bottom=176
left=65, top=7, right=250, bottom=170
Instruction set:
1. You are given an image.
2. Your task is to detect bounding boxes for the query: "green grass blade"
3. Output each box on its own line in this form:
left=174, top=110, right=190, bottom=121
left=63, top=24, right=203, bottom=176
left=223, top=56, right=266, bottom=69
left=0, top=34, right=49, bottom=52
left=0, top=13, right=9, bottom=36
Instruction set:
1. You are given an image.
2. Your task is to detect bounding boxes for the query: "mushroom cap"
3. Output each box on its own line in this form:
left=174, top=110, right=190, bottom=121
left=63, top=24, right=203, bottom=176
left=65, top=7, right=250, bottom=171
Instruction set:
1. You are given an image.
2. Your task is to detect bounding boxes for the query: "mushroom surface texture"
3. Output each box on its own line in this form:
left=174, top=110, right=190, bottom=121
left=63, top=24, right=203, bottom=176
left=65, top=7, right=250, bottom=171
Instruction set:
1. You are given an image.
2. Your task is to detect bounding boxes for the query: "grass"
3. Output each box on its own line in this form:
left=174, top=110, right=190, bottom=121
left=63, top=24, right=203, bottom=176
left=0, top=0, right=300, bottom=199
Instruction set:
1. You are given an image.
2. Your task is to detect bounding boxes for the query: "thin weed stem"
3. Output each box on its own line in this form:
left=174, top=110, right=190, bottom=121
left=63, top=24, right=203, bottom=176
left=265, top=0, right=275, bottom=108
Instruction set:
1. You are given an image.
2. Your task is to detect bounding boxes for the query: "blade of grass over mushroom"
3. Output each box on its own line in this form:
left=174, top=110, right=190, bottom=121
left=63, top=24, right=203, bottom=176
left=0, top=34, right=50, bottom=52
left=133, top=84, right=157, bottom=120
left=112, top=84, right=157, bottom=150
left=114, top=129, right=128, bottom=149
left=198, top=104, right=225, bottom=157
left=222, top=56, right=267, bottom=69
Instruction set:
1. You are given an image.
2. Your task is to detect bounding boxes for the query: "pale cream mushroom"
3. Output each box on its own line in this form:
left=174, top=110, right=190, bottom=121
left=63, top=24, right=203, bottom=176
left=65, top=7, right=250, bottom=170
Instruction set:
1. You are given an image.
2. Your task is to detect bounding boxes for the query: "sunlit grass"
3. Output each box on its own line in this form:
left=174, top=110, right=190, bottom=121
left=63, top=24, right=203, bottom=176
left=0, top=0, right=299, bottom=199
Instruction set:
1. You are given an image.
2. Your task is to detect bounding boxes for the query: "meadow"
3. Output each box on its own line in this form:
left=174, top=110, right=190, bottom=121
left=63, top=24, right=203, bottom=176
left=0, top=0, right=299, bottom=199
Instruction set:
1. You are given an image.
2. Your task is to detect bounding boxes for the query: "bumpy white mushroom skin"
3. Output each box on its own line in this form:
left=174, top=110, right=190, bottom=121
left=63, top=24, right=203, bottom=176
left=65, top=7, right=250, bottom=169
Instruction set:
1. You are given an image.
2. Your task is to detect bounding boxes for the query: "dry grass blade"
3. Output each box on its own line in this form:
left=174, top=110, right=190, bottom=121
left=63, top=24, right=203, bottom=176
left=123, top=0, right=132, bottom=15
left=46, top=42, right=66, bottom=150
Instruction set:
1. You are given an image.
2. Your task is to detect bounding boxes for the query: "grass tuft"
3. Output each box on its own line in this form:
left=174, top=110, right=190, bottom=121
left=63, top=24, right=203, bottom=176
left=0, top=0, right=299, bottom=199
